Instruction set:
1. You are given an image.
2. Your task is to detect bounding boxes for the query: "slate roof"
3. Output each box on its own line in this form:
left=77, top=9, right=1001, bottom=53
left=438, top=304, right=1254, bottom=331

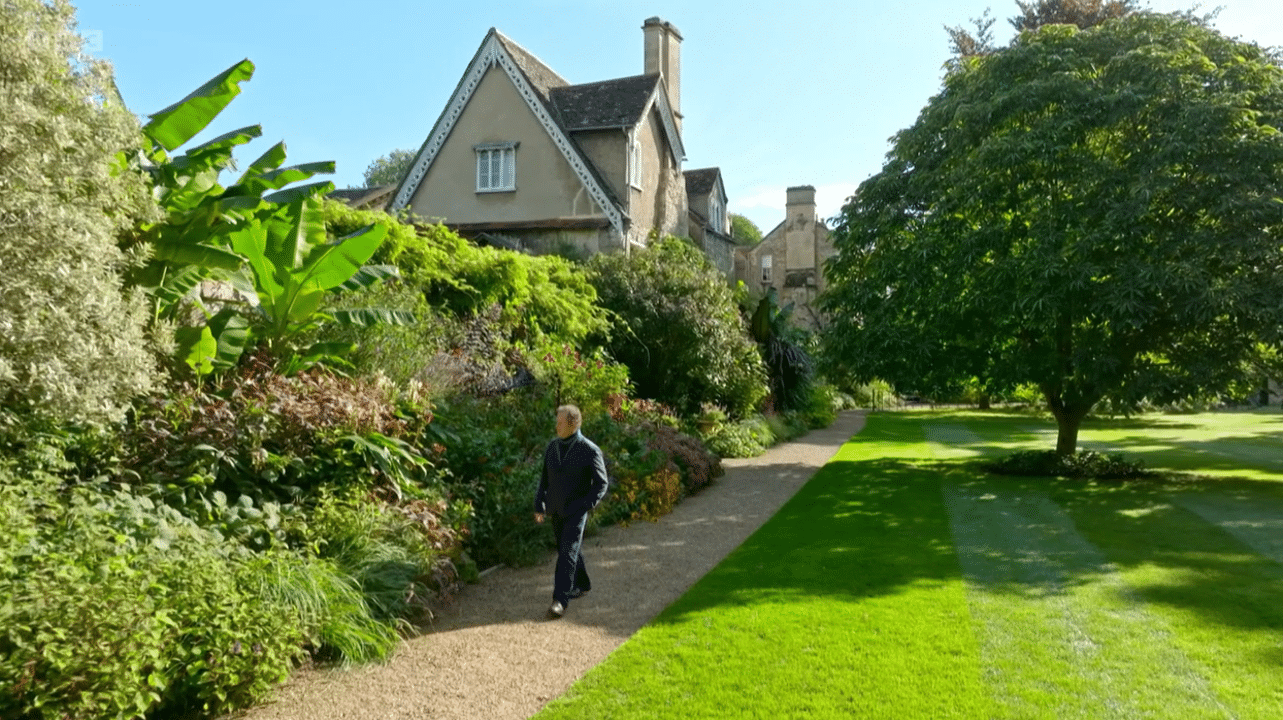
left=684, top=167, right=721, bottom=197
left=329, top=185, right=394, bottom=210
left=493, top=32, right=568, bottom=102
left=550, top=74, right=661, bottom=130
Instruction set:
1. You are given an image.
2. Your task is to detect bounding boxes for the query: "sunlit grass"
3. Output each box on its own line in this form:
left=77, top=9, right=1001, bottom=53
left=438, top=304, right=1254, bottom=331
left=535, top=410, right=1283, bottom=719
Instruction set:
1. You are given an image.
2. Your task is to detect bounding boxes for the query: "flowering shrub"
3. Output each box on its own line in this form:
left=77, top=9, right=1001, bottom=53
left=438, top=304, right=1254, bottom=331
left=519, top=340, right=630, bottom=417
left=605, top=468, right=683, bottom=525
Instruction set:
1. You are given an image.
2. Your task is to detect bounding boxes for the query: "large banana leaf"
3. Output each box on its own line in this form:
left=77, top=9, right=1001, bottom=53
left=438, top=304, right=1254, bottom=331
left=262, top=178, right=336, bottom=206
left=338, top=264, right=400, bottom=293
left=151, top=239, right=245, bottom=270
left=250, top=162, right=340, bottom=195
left=181, top=124, right=262, bottom=157
left=234, top=141, right=288, bottom=186
left=153, top=264, right=209, bottom=312
left=207, top=309, right=250, bottom=370
left=297, top=223, right=388, bottom=292
left=176, top=325, right=218, bottom=377
left=263, top=197, right=328, bottom=278
left=330, top=308, right=417, bottom=327
left=229, top=223, right=284, bottom=305
left=144, top=59, right=255, bottom=152
left=174, top=309, right=251, bottom=378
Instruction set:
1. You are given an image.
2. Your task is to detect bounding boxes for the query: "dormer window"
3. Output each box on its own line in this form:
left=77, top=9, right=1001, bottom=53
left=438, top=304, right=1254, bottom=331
left=628, top=132, right=642, bottom=189
left=761, top=255, right=773, bottom=282
left=476, top=142, right=517, bottom=192
left=710, top=195, right=724, bottom=233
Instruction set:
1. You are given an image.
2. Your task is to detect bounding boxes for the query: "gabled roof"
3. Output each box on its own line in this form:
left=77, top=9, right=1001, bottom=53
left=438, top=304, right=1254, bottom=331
left=493, top=32, right=568, bottom=102
left=389, top=27, right=686, bottom=226
left=329, top=185, right=395, bottom=210
left=553, top=74, right=685, bottom=163
left=552, top=74, right=660, bottom=130
left=684, top=167, right=722, bottom=198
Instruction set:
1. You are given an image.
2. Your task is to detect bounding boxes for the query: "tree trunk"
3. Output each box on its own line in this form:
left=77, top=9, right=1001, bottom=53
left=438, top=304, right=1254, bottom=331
left=1050, top=405, right=1088, bottom=456
left=978, top=394, right=991, bottom=410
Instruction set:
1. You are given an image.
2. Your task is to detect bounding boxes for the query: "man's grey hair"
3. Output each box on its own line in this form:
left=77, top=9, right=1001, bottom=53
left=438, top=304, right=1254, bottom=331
left=556, top=404, right=582, bottom=428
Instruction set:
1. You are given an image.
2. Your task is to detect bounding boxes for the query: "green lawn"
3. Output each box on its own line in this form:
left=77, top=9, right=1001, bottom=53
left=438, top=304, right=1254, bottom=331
left=534, top=410, right=1283, bottom=719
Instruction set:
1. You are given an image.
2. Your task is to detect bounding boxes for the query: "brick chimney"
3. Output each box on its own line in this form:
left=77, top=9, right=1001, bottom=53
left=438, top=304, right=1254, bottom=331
left=643, top=17, right=682, bottom=131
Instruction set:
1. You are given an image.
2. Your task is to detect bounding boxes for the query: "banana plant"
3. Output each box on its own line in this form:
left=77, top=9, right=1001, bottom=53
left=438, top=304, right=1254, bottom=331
left=228, top=194, right=414, bottom=368
left=125, top=57, right=413, bottom=377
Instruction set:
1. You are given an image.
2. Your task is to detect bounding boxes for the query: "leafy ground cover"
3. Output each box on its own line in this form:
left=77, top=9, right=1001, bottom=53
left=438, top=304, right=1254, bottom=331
left=535, top=410, right=1283, bottom=719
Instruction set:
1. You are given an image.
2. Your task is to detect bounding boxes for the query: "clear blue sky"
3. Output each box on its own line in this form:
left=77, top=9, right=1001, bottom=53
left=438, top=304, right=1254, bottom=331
left=76, top=0, right=1281, bottom=233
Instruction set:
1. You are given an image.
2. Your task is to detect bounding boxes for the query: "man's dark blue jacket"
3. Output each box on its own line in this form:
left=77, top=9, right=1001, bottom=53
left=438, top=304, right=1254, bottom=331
left=534, top=431, right=609, bottom=516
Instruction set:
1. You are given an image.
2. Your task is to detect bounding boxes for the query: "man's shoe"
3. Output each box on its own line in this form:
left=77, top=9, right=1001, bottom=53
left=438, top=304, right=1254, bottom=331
left=548, top=601, right=565, bottom=618
left=567, top=588, right=589, bottom=599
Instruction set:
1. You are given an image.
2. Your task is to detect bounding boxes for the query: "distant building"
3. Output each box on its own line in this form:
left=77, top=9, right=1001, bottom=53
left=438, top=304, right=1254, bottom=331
left=735, top=186, right=836, bottom=327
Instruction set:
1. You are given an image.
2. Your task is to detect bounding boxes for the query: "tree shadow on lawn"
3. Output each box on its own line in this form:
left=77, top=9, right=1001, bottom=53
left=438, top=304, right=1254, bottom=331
left=1046, top=476, right=1283, bottom=636
left=646, top=458, right=1283, bottom=649
left=645, top=458, right=974, bottom=625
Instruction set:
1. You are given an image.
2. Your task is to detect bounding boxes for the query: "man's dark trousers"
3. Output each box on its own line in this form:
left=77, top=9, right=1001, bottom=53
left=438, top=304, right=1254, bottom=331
left=551, top=510, right=591, bottom=605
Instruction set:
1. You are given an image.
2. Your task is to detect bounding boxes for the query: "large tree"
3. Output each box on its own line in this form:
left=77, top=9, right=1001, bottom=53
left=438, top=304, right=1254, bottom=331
left=362, top=148, right=415, bottom=188
left=821, top=13, right=1283, bottom=454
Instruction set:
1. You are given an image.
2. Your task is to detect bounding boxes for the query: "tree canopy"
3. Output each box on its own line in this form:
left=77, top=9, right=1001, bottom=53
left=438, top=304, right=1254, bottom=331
left=729, top=213, right=763, bottom=245
left=947, top=0, right=1140, bottom=62
left=820, top=13, right=1283, bottom=454
left=362, top=148, right=415, bottom=188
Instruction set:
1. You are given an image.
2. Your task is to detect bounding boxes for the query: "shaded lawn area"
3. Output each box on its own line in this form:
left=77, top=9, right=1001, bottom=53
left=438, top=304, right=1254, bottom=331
left=535, top=411, right=1283, bottom=719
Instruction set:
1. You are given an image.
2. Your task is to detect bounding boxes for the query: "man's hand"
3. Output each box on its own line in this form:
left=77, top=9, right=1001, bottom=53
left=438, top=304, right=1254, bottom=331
left=534, top=513, right=545, bottom=524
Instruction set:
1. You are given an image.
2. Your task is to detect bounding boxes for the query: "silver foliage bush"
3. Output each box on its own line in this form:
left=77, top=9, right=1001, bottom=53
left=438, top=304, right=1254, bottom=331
left=0, top=0, right=159, bottom=423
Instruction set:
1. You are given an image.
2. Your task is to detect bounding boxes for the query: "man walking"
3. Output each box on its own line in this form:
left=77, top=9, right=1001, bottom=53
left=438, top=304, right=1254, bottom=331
left=534, top=404, right=609, bottom=618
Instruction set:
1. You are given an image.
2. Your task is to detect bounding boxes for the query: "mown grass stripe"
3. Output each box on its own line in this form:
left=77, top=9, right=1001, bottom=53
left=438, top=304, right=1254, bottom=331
left=535, top=420, right=991, bottom=719
left=941, top=477, right=1230, bottom=719
left=1055, top=483, right=1283, bottom=717
left=1170, top=491, right=1283, bottom=568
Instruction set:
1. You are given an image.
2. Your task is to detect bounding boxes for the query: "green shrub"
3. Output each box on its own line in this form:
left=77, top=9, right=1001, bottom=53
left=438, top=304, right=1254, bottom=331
left=704, top=416, right=776, bottom=458
left=848, top=379, right=899, bottom=409
left=123, top=359, right=441, bottom=505
left=1008, top=383, right=1046, bottom=409
left=0, top=0, right=160, bottom=425
left=428, top=392, right=549, bottom=568
left=600, top=467, right=683, bottom=525
left=796, top=383, right=838, bottom=429
left=298, top=491, right=465, bottom=625
left=320, top=282, right=464, bottom=387
left=244, top=549, right=399, bottom=666
left=325, top=201, right=608, bottom=345
left=984, top=450, right=1151, bottom=479
left=518, top=339, right=631, bottom=418
left=589, top=237, right=767, bottom=417
left=0, top=463, right=306, bottom=720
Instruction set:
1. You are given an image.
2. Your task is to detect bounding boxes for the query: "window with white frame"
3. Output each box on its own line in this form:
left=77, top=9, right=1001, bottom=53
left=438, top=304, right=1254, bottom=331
left=475, top=142, right=517, bottom=192
left=710, top=195, right=724, bottom=233
left=628, top=132, right=642, bottom=189
left=761, top=254, right=773, bottom=282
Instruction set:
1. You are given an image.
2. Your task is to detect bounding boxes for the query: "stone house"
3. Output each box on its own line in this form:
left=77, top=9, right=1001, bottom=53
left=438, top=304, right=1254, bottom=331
left=386, top=17, right=735, bottom=267
left=735, top=186, right=837, bottom=327
left=684, top=167, right=734, bottom=276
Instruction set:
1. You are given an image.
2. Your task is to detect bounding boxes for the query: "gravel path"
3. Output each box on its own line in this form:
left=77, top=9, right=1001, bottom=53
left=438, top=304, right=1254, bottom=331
left=240, top=411, right=866, bottom=720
